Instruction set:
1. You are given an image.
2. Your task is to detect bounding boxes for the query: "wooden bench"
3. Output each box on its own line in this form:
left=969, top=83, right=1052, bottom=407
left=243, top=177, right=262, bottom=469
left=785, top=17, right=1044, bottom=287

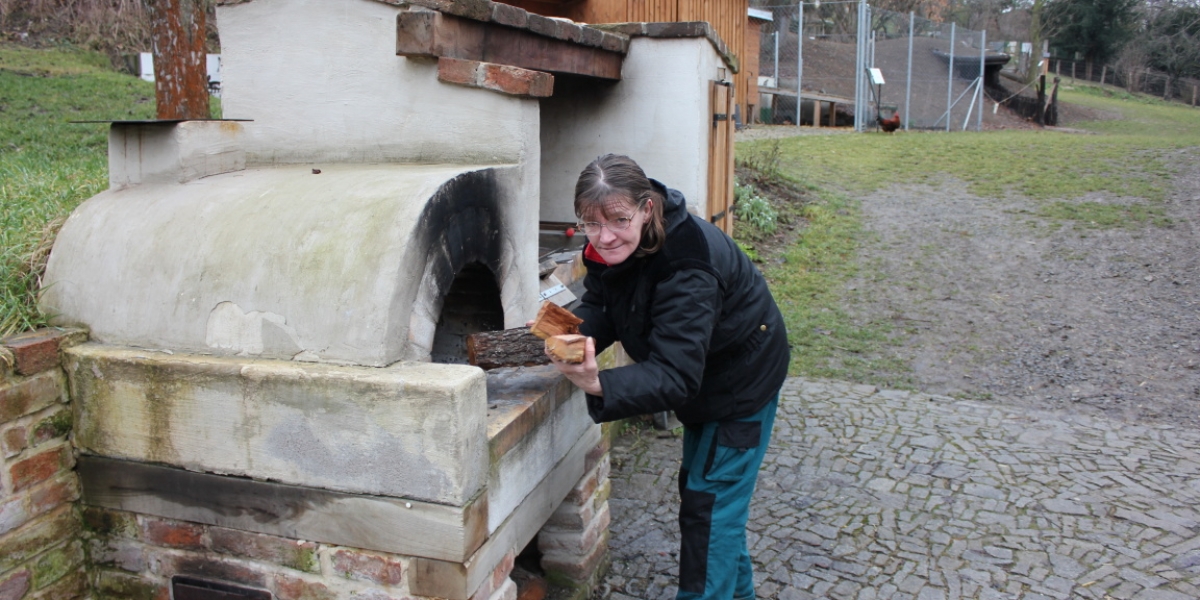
left=758, top=86, right=852, bottom=127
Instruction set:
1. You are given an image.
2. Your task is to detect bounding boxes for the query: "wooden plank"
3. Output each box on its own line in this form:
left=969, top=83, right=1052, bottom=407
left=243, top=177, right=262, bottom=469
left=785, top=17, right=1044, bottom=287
left=758, top=87, right=853, bottom=104
left=397, top=10, right=623, bottom=80
left=78, top=455, right=488, bottom=563
left=707, top=80, right=735, bottom=235
left=410, top=425, right=602, bottom=600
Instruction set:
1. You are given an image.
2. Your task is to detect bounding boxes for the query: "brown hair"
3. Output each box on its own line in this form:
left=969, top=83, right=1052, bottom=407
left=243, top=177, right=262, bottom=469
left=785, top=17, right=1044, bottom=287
left=574, top=154, right=666, bottom=256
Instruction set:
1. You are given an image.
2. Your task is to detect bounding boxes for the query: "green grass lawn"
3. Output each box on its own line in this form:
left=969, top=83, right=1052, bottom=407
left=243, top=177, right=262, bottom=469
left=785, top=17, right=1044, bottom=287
left=735, top=86, right=1200, bottom=381
left=1, top=44, right=157, bottom=336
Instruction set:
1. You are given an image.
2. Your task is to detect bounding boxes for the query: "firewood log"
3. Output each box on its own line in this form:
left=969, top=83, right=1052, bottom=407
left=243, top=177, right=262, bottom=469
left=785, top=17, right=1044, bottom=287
left=529, top=301, right=582, bottom=340
left=466, top=328, right=550, bottom=370
left=545, top=334, right=587, bottom=364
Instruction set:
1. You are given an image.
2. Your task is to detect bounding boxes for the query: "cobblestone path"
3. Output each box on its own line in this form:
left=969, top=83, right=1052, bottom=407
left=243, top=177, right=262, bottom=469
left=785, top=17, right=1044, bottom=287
left=598, top=378, right=1200, bottom=600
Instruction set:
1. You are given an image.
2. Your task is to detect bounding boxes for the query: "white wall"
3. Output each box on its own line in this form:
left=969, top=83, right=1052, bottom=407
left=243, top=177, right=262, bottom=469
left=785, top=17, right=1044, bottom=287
left=218, top=0, right=538, bottom=167
left=539, top=37, right=725, bottom=223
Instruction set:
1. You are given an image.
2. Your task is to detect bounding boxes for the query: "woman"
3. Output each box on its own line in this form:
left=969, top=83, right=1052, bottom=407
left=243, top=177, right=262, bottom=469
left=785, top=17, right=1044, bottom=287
left=546, top=154, right=790, bottom=600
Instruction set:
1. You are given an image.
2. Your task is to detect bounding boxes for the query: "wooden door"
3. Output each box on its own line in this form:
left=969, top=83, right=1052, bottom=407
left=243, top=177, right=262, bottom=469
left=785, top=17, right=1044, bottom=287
left=707, top=80, right=735, bottom=235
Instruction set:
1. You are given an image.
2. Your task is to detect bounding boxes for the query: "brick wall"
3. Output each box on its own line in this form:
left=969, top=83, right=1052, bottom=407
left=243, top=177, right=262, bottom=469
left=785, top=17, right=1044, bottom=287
left=1, top=327, right=611, bottom=600
left=82, top=506, right=527, bottom=600
left=537, top=427, right=612, bottom=597
left=1, top=329, right=87, bottom=600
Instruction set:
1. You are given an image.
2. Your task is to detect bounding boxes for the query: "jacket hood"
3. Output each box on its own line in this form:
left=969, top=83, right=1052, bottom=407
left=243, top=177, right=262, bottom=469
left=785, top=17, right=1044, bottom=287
left=651, top=179, right=691, bottom=232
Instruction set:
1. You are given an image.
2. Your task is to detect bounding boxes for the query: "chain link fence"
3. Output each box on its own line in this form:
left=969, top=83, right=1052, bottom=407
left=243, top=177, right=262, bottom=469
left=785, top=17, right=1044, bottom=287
left=755, top=1, right=1001, bottom=132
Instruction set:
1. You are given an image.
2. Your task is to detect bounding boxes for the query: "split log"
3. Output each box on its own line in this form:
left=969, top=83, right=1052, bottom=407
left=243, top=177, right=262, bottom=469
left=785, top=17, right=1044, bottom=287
left=545, top=334, right=587, bottom=364
left=529, top=301, right=582, bottom=340
left=466, top=328, right=550, bottom=370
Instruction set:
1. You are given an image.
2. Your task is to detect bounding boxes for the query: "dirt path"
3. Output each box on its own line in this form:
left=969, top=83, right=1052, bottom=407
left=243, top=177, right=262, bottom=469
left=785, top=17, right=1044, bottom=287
left=842, top=147, right=1200, bottom=427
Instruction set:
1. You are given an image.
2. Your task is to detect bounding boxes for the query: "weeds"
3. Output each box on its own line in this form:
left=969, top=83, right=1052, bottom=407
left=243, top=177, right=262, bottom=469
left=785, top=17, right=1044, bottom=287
left=736, top=138, right=783, bottom=178
left=1, top=0, right=220, bottom=64
left=734, top=181, right=777, bottom=234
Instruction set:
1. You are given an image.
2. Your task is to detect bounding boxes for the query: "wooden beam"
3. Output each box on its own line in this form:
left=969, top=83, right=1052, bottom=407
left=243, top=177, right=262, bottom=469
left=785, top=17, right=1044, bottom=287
left=78, top=455, right=488, bottom=563
left=397, top=10, right=623, bottom=80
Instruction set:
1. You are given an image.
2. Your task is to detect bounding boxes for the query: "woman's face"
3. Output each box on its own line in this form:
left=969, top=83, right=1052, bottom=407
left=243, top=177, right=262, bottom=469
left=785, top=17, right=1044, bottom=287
left=579, top=195, right=650, bottom=266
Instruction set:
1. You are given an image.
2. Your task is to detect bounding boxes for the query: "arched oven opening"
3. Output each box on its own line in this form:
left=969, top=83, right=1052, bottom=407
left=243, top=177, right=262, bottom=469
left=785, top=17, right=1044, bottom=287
left=431, top=262, right=504, bottom=364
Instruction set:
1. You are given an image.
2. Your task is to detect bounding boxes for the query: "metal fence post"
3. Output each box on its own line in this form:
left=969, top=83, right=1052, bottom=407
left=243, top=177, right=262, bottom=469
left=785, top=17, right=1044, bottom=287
left=854, top=0, right=868, bottom=131
left=977, top=30, right=985, bottom=132
left=905, top=11, right=913, bottom=131
left=797, top=2, right=804, bottom=127
left=946, top=23, right=955, bottom=132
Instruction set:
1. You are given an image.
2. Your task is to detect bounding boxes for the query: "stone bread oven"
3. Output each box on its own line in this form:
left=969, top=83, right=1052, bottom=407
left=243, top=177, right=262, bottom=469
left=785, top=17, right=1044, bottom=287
left=40, top=0, right=738, bottom=597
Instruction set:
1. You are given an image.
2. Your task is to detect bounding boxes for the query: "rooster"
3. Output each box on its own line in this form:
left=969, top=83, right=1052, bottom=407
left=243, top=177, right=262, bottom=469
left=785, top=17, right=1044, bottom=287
left=877, top=112, right=901, bottom=133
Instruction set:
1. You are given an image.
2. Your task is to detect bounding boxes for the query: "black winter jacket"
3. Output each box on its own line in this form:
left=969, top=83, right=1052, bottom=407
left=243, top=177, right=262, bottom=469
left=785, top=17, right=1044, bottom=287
left=574, top=181, right=790, bottom=425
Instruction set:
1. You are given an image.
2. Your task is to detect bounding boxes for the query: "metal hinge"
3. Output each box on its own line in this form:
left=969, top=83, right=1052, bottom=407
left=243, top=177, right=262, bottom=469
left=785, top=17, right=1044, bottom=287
left=539, top=283, right=566, bottom=300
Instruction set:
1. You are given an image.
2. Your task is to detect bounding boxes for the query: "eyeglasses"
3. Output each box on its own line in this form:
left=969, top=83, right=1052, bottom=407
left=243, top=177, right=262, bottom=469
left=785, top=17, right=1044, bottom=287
left=577, top=203, right=645, bottom=237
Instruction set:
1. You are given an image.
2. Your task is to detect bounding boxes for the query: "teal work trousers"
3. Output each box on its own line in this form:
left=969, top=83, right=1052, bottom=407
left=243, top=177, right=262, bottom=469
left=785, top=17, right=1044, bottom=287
left=675, top=393, right=779, bottom=600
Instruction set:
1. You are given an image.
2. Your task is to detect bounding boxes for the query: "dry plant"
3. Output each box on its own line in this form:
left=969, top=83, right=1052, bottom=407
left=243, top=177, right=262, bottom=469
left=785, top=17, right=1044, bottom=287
left=1, top=0, right=219, bottom=64
left=25, top=216, right=66, bottom=294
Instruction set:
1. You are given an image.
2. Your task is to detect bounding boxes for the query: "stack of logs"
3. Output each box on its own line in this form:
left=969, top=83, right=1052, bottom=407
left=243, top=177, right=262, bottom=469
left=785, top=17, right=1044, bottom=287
left=466, top=302, right=587, bottom=369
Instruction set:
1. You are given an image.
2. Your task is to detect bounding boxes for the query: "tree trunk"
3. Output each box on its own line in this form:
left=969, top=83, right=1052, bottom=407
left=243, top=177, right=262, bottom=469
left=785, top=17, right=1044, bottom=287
left=1027, top=0, right=1045, bottom=84
left=146, top=0, right=210, bottom=119
left=1036, top=74, right=1046, bottom=126
left=466, top=328, right=551, bottom=370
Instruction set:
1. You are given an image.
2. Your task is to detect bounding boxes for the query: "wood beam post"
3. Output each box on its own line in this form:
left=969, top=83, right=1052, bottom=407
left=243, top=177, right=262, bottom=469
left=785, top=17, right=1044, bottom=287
left=397, top=10, right=623, bottom=81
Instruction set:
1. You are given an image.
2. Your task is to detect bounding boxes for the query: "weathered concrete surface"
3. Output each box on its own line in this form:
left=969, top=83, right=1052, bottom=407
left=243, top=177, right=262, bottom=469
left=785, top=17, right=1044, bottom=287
left=599, top=377, right=1200, bottom=600
left=539, top=36, right=725, bottom=223
left=42, top=164, right=539, bottom=365
left=218, top=0, right=541, bottom=167
left=65, top=344, right=488, bottom=505
left=108, top=121, right=245, bottom=187
left=490, top=384, right=594, bottom=533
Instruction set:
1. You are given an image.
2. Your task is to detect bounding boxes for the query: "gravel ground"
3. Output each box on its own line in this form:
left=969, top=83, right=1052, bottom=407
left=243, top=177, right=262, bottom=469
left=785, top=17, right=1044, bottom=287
left=839, top=147, right=1200, bottom=428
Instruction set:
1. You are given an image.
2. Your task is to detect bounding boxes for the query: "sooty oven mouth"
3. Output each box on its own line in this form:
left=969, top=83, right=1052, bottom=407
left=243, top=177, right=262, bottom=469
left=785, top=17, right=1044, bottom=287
left=431, top=262, right=504, bottom=363
left=414, top=169, right=507, bottom=364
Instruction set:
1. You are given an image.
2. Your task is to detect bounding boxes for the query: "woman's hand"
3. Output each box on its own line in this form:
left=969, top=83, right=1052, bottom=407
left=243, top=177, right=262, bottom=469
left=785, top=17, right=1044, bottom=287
left=547, top=336, right=602, bottom=396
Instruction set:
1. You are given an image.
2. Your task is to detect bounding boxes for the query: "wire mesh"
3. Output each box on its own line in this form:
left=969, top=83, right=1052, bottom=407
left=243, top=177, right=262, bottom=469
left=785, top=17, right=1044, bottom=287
left=754, top=2, right=997, bottom=132
left=755, top=1, right=863, bottom=127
